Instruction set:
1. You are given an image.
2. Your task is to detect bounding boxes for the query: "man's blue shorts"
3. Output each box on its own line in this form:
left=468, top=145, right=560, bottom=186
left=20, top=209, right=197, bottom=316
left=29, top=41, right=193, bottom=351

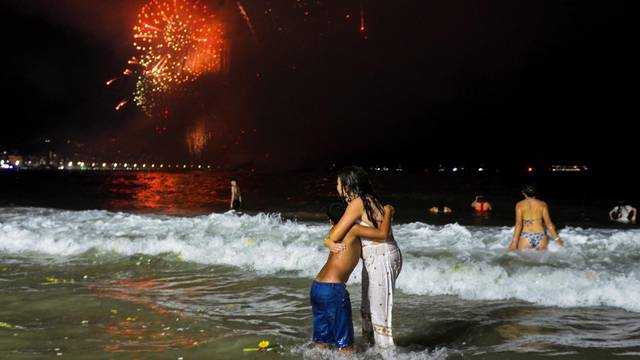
left=310, top=280, right=354, bottom=348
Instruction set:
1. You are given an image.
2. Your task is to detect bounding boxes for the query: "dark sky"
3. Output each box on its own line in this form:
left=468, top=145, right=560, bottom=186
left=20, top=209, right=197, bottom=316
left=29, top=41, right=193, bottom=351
left=0, top=0, right=636, bottom=170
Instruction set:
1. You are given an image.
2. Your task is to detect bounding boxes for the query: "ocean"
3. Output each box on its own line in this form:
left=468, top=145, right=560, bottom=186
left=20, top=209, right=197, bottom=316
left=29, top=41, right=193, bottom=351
left=1, top=170, right=639, bottom=359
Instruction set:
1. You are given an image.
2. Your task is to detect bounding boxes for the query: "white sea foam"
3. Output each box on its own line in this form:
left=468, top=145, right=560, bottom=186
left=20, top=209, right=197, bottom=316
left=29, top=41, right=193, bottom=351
left=2, top=207, right=640, bottom=312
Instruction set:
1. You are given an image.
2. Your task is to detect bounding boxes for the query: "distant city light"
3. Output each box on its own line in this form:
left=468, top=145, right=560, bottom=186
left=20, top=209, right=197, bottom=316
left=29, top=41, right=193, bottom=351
left=527, top=167, right=533, bottom=173
left=551, top=165, right=588, bottom=172
left=478, top=167, right=484, bottom=172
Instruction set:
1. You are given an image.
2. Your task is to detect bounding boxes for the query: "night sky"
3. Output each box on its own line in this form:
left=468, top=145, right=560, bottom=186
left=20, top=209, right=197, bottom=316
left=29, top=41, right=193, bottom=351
left=0, top=0, right=635, bottom=170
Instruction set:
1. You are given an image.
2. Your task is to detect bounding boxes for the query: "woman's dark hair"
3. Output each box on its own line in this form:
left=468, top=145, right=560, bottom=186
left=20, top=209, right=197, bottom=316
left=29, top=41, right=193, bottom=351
left=436, top=199, right=446, bottom=211
left=522, top=184, right=536, bottom=197
left=337, top=166, right=385, bottom=228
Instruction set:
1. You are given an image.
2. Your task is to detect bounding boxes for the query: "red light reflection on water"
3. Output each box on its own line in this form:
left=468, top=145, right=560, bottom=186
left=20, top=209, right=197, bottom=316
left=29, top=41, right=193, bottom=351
left=107, top=172, right=229, bottom=215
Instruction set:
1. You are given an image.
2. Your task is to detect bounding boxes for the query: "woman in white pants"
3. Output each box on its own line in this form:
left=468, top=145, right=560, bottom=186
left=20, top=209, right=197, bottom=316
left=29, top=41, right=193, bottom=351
left=324, top=166, right=402, bottom=347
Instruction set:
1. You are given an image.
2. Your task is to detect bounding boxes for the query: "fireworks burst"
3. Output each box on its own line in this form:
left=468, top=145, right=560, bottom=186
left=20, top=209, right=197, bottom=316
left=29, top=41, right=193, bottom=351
left=134, top=0, right=225, bottom=86
left=109, top=0, right=225, bottom=116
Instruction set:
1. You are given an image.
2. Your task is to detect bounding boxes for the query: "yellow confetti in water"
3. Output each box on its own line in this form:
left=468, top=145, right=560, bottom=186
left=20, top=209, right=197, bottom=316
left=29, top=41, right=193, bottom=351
left=46, top=277, right=59, bottom=283
left=127, top=317, right=138, bottom=322
left=111, top=309, right=118, bottom=315
left=246, top=239, right=254, bottom=245
left=0, top=322, right=14, bottom=329
left=452, top=263, right=463, bottom=272
left=258, top=340, right=270, bottom=348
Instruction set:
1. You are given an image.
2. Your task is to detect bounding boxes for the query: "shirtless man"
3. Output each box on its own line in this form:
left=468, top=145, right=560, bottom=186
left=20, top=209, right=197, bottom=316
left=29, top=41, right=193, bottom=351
left=311, top=202, right=394, bottom=351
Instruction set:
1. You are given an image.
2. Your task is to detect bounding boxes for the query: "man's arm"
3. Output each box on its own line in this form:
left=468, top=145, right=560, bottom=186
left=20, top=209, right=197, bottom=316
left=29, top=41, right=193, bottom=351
left=350, top=205, right=394, bottom=241
left=324, top=198, right=365, bottom=253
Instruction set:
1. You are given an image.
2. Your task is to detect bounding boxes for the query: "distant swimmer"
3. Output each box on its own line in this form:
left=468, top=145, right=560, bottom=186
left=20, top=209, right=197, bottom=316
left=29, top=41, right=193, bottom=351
left=609, top=201, right=637, bottom=224
left=508, top=185, right=564, bottom=251
left=429, top=199, right=452, bottom=214
left=229, top=178, right=242, bottom=211
left=471, top=195, right=492, bottom=216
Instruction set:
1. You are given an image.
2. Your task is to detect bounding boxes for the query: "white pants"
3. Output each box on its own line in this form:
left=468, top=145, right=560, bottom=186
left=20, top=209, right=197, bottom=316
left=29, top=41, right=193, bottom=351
left=361, top=242, right=402, bottom=347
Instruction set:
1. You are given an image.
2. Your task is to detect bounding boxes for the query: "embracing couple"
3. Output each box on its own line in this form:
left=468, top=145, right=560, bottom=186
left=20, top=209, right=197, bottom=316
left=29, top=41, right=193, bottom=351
left=310, top=166, right=403, bottom=352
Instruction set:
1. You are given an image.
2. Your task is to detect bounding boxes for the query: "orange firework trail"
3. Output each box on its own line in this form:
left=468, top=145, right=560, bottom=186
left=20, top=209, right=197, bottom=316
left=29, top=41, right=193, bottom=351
left=360, top=2, right=365, bottom=32
left=115, top=99, right=128, bottom=111
left=236, top=1, right=258, bottom=43
left=106, top=78, right=120, bottom=86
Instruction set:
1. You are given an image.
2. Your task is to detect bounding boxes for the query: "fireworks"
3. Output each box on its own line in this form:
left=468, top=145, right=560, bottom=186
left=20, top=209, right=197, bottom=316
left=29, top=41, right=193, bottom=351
left=186, top=120, right=211, bottom=156
left=115, top=99, right=129, bottom=111
left=134, top=0, right=224, bottom=86
left=236, top=1, right=258, bottom=43
left=110, top=0, right=225, bottom=116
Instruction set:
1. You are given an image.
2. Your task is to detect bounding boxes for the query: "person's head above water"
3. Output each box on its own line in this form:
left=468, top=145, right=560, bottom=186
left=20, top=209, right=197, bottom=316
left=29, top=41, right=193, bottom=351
left=522, top=184, right=536, bottom=198
left=336, top=166, right=384, bottom=227
left=326, top=202, right=346, bottom=224
left=230, top=178, right=238, bottom=186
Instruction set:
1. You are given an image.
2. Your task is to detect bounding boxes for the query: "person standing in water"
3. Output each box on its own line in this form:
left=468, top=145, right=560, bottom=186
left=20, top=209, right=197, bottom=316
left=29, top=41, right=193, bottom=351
left=429, top=199, right=452, bottom=214
left=324, top=166, right=402, bottom=347
left=471, top=195, right=492, bottom=216
left=229, top=178, right=242, bottom=211
left=508, top=185, right=565, bottom=250
left=609, top=201, right=637, bottom=224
